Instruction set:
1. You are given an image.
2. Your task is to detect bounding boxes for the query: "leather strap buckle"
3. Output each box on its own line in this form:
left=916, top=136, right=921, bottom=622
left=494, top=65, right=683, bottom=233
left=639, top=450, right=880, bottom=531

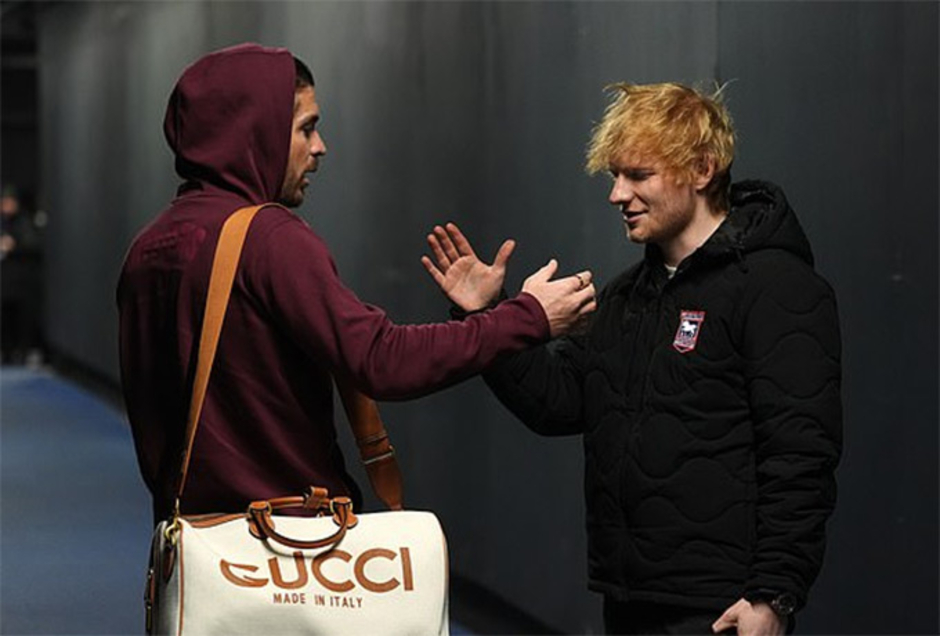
left=329, top=496, right=352, bottom=516
left=163, top=499, right=183, bottom=545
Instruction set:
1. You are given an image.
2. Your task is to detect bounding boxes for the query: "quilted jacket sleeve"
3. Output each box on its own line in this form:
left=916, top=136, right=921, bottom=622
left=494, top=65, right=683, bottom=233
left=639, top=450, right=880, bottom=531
left=740, top=256, right=843, bottom=610
left=482, top=333, right=588, bottom=436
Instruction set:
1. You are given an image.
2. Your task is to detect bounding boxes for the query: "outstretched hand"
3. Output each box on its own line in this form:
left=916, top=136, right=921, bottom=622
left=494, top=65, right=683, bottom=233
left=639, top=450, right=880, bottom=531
left=421, top=222, right=596, bottom=337
left=421, top=223, right=513, bottom=312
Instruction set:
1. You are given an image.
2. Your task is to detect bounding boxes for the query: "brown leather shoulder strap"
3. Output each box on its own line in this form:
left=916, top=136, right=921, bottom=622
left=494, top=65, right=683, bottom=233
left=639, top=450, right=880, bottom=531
left=173, top=203, right=404, bottom=513
left=335, top=378, right=404, bottom=510
left=175, top=205, right=265, bottom=503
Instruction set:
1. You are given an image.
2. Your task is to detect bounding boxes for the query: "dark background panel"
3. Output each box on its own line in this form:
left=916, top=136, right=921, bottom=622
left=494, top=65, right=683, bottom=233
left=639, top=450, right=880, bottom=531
left=717, top=3, right=939, bottom=632
left=10, top=2, right=936, bottom=633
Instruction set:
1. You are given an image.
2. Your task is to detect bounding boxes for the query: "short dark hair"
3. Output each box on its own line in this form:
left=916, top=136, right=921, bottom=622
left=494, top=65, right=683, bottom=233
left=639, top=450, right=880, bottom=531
left=294, top=56, right=314, bottom=90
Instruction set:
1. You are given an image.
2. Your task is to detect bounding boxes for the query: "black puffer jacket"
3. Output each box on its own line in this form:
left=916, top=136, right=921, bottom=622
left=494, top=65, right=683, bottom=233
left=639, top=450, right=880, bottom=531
left=485, top=180, right=842, bottom=611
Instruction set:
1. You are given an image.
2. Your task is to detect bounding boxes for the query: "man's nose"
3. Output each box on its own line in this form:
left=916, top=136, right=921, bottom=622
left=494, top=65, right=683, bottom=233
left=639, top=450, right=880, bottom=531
left=609, top=175, right=632, bottom=205
left=311, top=132, right=327, bottom=156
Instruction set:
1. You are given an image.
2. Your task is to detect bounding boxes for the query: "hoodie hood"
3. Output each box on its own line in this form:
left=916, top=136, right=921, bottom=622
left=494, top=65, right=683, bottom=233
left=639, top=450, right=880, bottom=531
left=699, top=180, right=815, bottom=267
left=164, top=43, right=295, bottom=204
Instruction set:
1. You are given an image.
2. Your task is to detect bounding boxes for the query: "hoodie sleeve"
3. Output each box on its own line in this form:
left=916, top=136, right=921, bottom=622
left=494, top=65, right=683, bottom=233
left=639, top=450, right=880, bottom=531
left=243, top=214, right=550, bottom=400
left=740, top=255, right=843, bottom=610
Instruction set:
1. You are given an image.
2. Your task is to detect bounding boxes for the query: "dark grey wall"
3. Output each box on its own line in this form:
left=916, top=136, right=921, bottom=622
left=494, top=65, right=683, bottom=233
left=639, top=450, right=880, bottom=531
left=38, top=2, right=937, bottom=633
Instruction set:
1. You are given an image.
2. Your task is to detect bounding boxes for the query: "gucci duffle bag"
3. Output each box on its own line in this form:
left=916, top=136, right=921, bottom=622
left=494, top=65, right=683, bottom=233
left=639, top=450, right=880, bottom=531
left=146, top=488, right=449, bottom=635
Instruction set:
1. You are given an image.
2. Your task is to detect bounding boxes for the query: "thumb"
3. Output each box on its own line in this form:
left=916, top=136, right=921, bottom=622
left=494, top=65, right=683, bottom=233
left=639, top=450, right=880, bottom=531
left=712, top=608, right=737, bottom=634
left=535, top=258, right=559, bottom=281
left=492, top=239, right=516, bottom=269
left=524, top=259, right=558, bottom=288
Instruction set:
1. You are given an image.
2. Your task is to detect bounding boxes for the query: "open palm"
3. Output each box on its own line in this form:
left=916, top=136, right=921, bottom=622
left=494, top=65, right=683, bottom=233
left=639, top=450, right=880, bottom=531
left=421, top=223, right=513, bottom=312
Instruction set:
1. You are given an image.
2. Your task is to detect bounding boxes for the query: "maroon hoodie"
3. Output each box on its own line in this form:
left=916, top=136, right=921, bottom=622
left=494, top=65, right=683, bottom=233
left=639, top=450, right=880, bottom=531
left=117, top=43, right=550, bottom=521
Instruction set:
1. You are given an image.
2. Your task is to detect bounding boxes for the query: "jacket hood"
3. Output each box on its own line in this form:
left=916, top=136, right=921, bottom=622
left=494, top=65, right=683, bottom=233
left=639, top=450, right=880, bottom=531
left=631, top=180, right=813, bottom=297
left=699, top=180, right=814, bottom=267
left=164, top=43, right=296, bottom=204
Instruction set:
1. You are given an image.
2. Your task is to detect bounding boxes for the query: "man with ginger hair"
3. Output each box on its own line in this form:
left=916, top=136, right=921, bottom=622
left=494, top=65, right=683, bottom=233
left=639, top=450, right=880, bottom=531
left=423, top=83, right=842, bottom=634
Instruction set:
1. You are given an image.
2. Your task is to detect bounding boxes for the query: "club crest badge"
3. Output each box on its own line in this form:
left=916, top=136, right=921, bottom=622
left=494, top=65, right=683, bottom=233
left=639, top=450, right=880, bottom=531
left=673, top=310, right=706, bottom=354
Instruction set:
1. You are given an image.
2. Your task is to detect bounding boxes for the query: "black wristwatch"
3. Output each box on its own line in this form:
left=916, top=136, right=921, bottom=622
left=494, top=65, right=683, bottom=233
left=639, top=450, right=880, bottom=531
left=746, top=589, right=798, bottom=617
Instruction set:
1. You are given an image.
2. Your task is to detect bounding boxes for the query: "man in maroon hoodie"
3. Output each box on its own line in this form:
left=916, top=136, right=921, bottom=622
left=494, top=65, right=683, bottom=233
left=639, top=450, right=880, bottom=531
left=118, top=43, right=595, bottom=523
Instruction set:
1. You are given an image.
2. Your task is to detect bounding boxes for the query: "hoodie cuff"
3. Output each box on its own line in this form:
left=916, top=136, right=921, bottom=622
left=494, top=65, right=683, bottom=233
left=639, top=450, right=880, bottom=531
left=448, top=288, right=509, bottom=320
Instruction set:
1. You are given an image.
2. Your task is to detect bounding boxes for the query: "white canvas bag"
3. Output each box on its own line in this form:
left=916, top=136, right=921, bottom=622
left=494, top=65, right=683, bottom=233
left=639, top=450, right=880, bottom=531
left=148, top=503, right=449, bottom=635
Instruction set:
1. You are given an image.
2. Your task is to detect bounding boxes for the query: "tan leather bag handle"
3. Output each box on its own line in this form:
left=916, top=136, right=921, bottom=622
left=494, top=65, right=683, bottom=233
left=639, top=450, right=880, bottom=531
left=173, top=204, right=403, bottom=516
left=247, top=496, right=356, bottom=550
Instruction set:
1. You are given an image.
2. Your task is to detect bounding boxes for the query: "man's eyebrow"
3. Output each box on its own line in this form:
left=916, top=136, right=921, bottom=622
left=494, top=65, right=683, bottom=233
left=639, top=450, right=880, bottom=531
left=611, top=164, right=655, bottom=173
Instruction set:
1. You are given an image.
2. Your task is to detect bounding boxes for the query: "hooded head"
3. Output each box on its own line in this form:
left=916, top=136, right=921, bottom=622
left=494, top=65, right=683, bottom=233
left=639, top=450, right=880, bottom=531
left=164, top=43, right=307, bottom=205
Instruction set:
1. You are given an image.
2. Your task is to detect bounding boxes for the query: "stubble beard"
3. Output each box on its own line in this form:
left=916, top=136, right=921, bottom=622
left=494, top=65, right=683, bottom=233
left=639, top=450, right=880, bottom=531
left=277, top=179, right=305, bottom=209
left=624, top=216, right=654, bottom=245
left=624, top=203, right=694, bottom=249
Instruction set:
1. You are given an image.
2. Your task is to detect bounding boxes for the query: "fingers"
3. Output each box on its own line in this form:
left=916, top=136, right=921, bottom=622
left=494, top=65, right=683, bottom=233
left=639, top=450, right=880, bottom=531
left=578, top=296, right=597, bottom=316
left=568, top=282, right=597, bottom=320
left=427, top=233, right=451, bottom=270
left=571, top=269, right=593, bottom=291
left=493, top=239, right=516, bottom=269
left=445, top=223, right=478, bottom=259
left=420, top=255, right=446, bottom=287
left=553, top=269, right=593, bottom=293
left=574, top=283, right=596, bottom=308
left=433, top=225, right=461, bottom=264
left=428, top=223, right=514, bottom=275
left=524, top=263, right=596, bottom=297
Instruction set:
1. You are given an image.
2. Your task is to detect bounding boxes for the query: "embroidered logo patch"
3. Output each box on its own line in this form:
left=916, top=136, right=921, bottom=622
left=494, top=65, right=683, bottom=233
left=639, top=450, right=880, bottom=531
left=673, top=310, right=706, bottom=353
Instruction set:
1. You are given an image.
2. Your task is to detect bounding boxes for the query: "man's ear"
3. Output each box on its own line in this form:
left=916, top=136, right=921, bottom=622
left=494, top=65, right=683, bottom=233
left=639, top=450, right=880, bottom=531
left=693, top=155, right=717, bottom=193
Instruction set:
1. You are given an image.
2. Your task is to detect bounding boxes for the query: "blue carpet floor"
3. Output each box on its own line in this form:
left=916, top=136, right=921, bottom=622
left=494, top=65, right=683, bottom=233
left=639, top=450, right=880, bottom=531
left=0, top=367, right=472, bottom=635
left=1, top=367, right=152, bottom=635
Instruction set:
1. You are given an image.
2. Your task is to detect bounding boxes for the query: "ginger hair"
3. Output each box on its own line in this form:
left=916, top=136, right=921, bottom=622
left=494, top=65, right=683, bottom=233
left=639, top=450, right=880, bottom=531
left=586, top=82, right=736, bottom=210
